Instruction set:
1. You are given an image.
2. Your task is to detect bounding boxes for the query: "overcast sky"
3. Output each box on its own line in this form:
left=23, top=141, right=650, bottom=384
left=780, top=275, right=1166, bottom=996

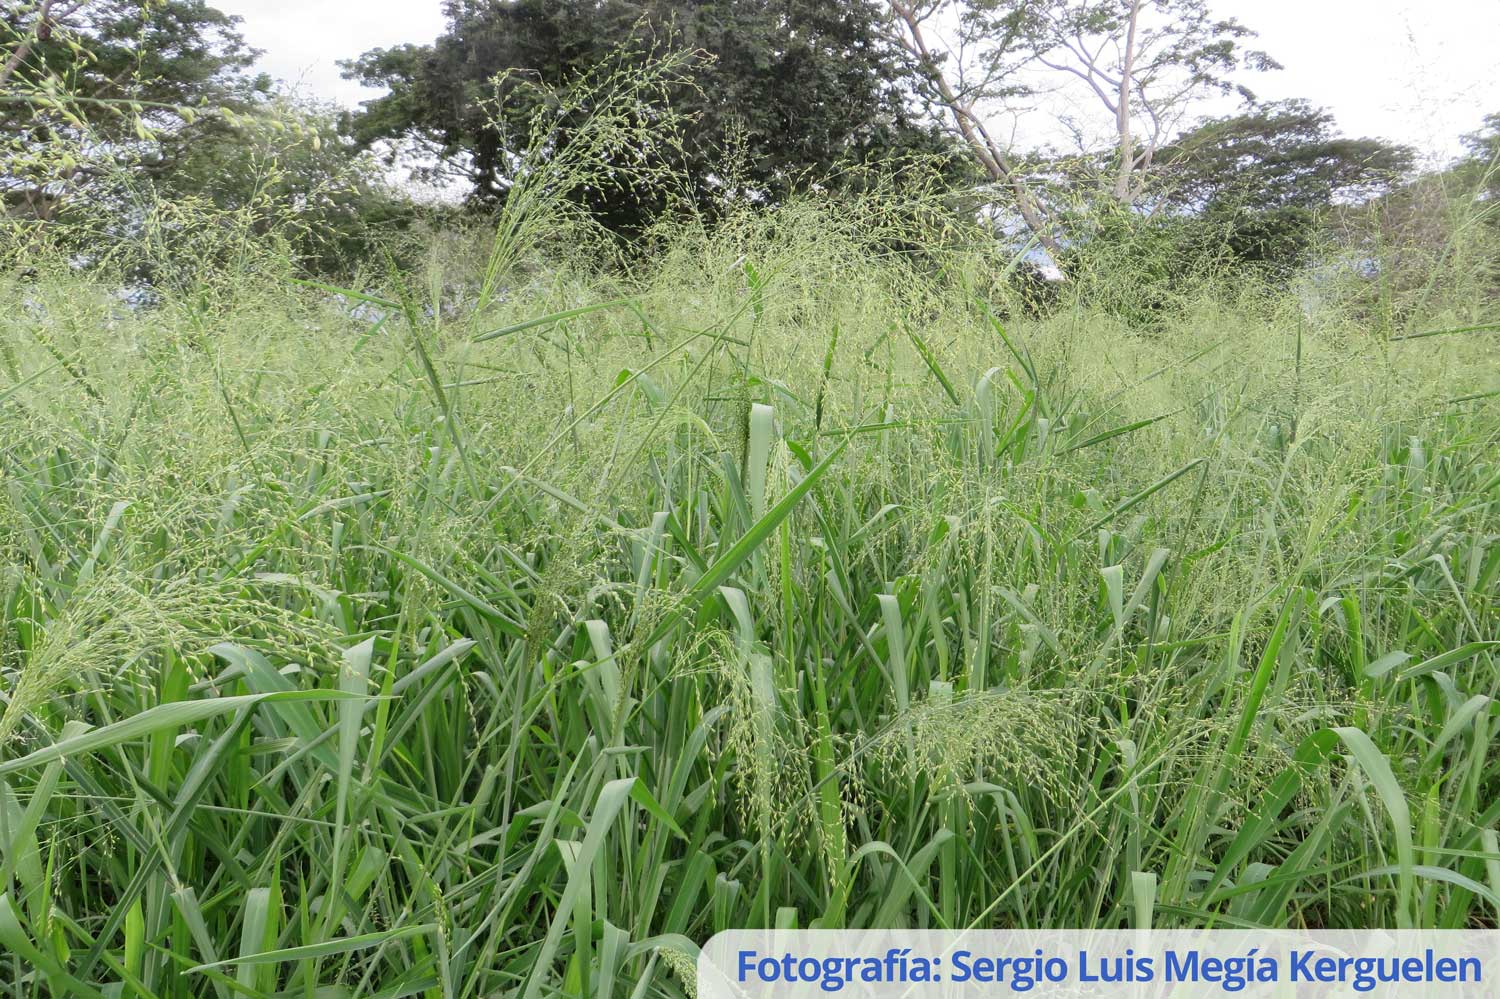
left=215, top=0, right=1500, bottom=162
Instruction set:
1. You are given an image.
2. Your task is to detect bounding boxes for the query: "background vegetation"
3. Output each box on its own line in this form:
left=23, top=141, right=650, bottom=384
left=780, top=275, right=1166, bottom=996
left=1, top=1, right=1498, bottom=996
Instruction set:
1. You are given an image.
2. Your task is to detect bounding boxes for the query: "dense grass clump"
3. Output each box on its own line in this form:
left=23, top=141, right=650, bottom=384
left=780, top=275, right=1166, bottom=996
left=0, top=198, right=1497, bottom=996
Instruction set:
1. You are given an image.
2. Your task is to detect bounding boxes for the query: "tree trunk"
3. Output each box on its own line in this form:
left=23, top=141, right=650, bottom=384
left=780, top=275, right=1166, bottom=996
left=1113, top=0, right=1143, bottom=202
left=889, top=0, right=1068, bottom=268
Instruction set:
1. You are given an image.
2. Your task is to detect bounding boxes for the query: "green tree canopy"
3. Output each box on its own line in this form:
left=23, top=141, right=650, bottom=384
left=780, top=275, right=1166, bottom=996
left=1150, top=99, right=1414, bottom=269
left=2, top=0, right=267, bottom=218
left=342, top=0, right=952, bottom=231
left=1155, top=99, right=1414, bottom=213
left=1, top=0, right=259, bottom=106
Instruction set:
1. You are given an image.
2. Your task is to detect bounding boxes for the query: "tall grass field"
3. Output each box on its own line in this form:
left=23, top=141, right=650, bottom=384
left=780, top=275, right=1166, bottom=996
left=1, top=191, right=1497, bottom=997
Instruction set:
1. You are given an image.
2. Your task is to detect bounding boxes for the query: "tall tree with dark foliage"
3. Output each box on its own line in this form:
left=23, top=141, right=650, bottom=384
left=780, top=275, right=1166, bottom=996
left=342, top=0, right=952, bottom=232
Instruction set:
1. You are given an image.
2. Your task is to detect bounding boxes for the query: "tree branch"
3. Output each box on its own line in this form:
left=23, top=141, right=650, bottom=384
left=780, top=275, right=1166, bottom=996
left=887, top=0, right=1068, bottom=264
left=0, top=0, right=93, bottom=89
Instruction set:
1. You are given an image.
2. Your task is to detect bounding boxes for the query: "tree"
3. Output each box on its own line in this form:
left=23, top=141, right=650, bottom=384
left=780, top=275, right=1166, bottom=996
left=155, top=96, right=422, bottom=275
left=3, top=4, right=412, bottom=279
left=882, top=0, right=1274, bottom=267
left=0, top=1, right=263, bottom=140
left=1, top=1, right=88, bottom=89
left=1, top=0, right=265, bottom=219
left=342, top=0, right=950, bottom=233
left=1150, top=100, right=1413, bottom=268
left=1025, top=0, right=1277, bottom=203
left=1156, top=100, right=1412, bottom=212
left=884, top=0, right=1068, bottom=258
